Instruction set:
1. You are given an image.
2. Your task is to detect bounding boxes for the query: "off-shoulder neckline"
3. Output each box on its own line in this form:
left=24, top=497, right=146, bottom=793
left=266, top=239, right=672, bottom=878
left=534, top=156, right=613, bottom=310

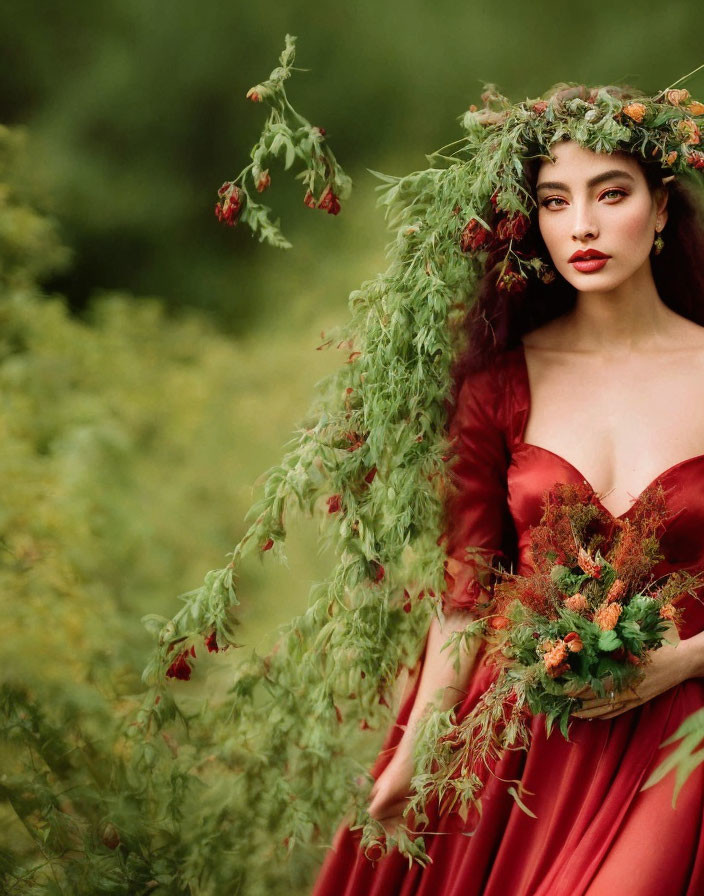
left=507, top=341, right=704, bottom=521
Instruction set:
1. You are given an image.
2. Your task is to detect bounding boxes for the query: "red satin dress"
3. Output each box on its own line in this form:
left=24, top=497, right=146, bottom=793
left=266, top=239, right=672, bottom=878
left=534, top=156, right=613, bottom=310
left=312, top=343, right=704, bottom=896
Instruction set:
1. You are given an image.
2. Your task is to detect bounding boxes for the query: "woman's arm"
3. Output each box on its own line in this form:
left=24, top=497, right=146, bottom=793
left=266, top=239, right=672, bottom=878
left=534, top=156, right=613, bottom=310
left=403, top=608, right=482, bottom=729
left=367, top=609, right=481, bottom=827
left=680, top=630, right=704, bottom=678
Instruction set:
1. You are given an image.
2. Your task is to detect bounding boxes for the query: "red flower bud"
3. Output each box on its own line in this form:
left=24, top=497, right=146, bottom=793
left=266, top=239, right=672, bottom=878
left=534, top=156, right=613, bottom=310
left=326, top=494, right=342, bottom=513
left=371, top=561, right=385, bottom=583
left=494, top=212, right=530, bottom=243
left=166, top=651, right=193, bottom=681
left=256, top=169, right=271, bottom=192
left=460, top=218, right=490, bottom=252
left=205, top=630, right=219, bottom=653
left=344, top=431, right=365, bottom=451
left=262, top=538, right=274, bottom=551
left=215, top=185, right=243, bottom=228
left=364, top=466, right=377, bottom=485
left=497, top=268, right=527, bottom=295
left=317, top=185, right=341, bottom=215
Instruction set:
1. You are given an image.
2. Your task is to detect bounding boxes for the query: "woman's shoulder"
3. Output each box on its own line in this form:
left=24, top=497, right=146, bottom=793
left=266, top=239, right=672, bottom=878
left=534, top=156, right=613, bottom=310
left=455, top=346, right=524, bottom=435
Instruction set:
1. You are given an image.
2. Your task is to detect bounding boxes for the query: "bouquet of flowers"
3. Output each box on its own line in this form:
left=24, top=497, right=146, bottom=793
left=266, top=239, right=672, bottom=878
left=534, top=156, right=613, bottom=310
left=409, top=480, right=704, bottom=824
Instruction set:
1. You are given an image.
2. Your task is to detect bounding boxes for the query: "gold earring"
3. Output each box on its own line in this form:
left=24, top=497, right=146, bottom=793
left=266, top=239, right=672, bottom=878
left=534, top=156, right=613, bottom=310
left=653, top=232, right=664, bottom=255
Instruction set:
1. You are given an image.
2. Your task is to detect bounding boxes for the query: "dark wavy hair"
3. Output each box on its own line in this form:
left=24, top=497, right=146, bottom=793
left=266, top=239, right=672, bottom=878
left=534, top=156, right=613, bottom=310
left=451, top=86, right=704, bottom=394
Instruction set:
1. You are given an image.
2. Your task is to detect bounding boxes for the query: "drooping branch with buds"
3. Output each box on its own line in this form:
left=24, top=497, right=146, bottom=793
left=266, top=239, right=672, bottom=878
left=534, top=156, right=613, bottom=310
left=213, top=34, right=351, bottom=248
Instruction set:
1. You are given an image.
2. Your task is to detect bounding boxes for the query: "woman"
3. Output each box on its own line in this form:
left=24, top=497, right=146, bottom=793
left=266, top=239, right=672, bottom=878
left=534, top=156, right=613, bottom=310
left=312, top=87, right=704, bottom=895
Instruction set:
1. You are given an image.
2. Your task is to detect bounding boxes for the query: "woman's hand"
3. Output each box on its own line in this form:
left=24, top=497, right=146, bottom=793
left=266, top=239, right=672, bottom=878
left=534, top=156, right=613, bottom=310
left=367, top=738, right=416, bottom=836
left=570, top=627, right=693, bottom=720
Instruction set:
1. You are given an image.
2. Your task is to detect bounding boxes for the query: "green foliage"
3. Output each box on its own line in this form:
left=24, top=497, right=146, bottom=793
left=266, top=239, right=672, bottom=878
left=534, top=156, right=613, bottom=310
left=218, top=35, right=351, bottom=249
left=643, top=707, right=704, bottom=807
left=0, top=124, right=70, bottom=289
left=0, top=119, right=343, bottom=893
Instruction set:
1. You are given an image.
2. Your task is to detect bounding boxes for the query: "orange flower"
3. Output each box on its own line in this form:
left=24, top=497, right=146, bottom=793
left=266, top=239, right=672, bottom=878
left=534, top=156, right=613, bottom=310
left=543, top=640, right=570, bottom=677
left=677, top=118, right=701, bottom=145
left=623, top=102, right=647, bottom=122
left=594, top=601, right=622, bottom=631
left=577, top=546, right=602, bottom=579
left=532, top=101, right=549, bottom=115
left=665, top=150, right=679, bottom=165
left=659, top=602, right=677, bottom=620
left=564, top=593, right=588, bottom=613
left=606, top=578, right=626, bottom=603
left=689, top=100, right=704, bottom=116
left=489, top=615, right=511, bottom=630
left=564, top=631, right=584, bottom=653
left=666, top=88, right=690, bottom=106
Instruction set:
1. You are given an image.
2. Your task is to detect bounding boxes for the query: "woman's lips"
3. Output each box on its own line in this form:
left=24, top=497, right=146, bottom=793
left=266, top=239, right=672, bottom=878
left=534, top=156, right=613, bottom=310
left=570, top=257, right=609, bottom=272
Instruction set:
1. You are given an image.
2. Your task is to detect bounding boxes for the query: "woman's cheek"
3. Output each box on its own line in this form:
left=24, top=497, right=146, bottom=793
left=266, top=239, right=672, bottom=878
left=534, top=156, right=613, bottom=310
left=539, top=219, right=569, bottom=272
left=613, top=206, right=654, bottom=250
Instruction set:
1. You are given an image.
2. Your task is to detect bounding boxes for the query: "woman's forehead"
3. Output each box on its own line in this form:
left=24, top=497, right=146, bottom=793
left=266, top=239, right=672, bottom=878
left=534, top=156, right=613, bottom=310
left=537, top=142, right=641, bottom=182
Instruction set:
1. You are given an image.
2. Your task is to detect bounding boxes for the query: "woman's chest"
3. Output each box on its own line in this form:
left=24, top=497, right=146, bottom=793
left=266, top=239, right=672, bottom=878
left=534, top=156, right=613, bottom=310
left=520, top=349, right=704, bottom=520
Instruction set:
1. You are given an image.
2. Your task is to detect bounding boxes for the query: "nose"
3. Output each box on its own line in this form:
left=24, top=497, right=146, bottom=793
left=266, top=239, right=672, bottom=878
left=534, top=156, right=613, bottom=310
left=571, top=200, right=598, bottom=242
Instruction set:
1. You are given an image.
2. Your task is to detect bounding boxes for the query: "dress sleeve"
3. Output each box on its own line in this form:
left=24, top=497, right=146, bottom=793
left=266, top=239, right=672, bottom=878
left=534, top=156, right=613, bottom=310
left=439, top=361, right=512, bottom=615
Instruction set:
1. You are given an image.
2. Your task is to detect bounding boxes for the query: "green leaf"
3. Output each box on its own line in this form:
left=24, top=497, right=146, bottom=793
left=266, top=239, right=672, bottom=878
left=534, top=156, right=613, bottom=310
left=597, top=629, right=622, bottom=652
left=284, top=140, right=296, bottom=170
left=507, top=785, right=537, bottom=818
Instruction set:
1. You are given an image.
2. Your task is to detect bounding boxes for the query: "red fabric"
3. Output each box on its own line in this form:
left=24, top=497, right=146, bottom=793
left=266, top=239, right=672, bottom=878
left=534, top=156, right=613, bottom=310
left=312, top=343, right=704, bottom=896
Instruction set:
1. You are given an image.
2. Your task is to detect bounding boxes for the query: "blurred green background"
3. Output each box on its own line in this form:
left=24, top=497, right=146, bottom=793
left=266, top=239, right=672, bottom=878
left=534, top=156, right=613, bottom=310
left=2, top=1, right=704, bottom=892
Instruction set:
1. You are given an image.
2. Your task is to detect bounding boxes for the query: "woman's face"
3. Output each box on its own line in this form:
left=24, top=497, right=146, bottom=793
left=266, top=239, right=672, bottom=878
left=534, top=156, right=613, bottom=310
left=535, top=140, right=668, bottom=290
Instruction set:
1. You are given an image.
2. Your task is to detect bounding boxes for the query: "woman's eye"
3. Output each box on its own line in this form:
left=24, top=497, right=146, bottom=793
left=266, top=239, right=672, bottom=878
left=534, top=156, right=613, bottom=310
left=540, top=197, right=566, bottom=209
left=601, top=188, right=627, bottom=200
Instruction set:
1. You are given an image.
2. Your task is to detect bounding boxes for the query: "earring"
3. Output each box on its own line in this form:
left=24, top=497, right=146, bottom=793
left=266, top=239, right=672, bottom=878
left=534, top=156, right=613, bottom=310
left=653, top=232, right=665, bottom=255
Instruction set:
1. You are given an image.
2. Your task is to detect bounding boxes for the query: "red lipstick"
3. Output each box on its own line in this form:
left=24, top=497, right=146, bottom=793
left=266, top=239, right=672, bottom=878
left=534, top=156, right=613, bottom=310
left=568, top=249, right=611, bottom=273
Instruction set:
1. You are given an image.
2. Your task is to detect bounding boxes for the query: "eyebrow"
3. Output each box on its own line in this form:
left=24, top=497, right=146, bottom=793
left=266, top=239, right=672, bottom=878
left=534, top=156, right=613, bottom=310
left=536, top=169, right=636, bottom=193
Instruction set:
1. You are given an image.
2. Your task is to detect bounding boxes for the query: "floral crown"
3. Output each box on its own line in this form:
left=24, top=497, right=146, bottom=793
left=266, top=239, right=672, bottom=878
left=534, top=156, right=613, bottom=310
left=454, top=80, right=704, bottom=295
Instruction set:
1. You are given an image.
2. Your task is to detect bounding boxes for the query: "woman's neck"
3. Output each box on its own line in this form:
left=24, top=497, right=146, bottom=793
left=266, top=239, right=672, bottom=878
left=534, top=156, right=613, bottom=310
left=557, top=263, right=679, bottom=353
